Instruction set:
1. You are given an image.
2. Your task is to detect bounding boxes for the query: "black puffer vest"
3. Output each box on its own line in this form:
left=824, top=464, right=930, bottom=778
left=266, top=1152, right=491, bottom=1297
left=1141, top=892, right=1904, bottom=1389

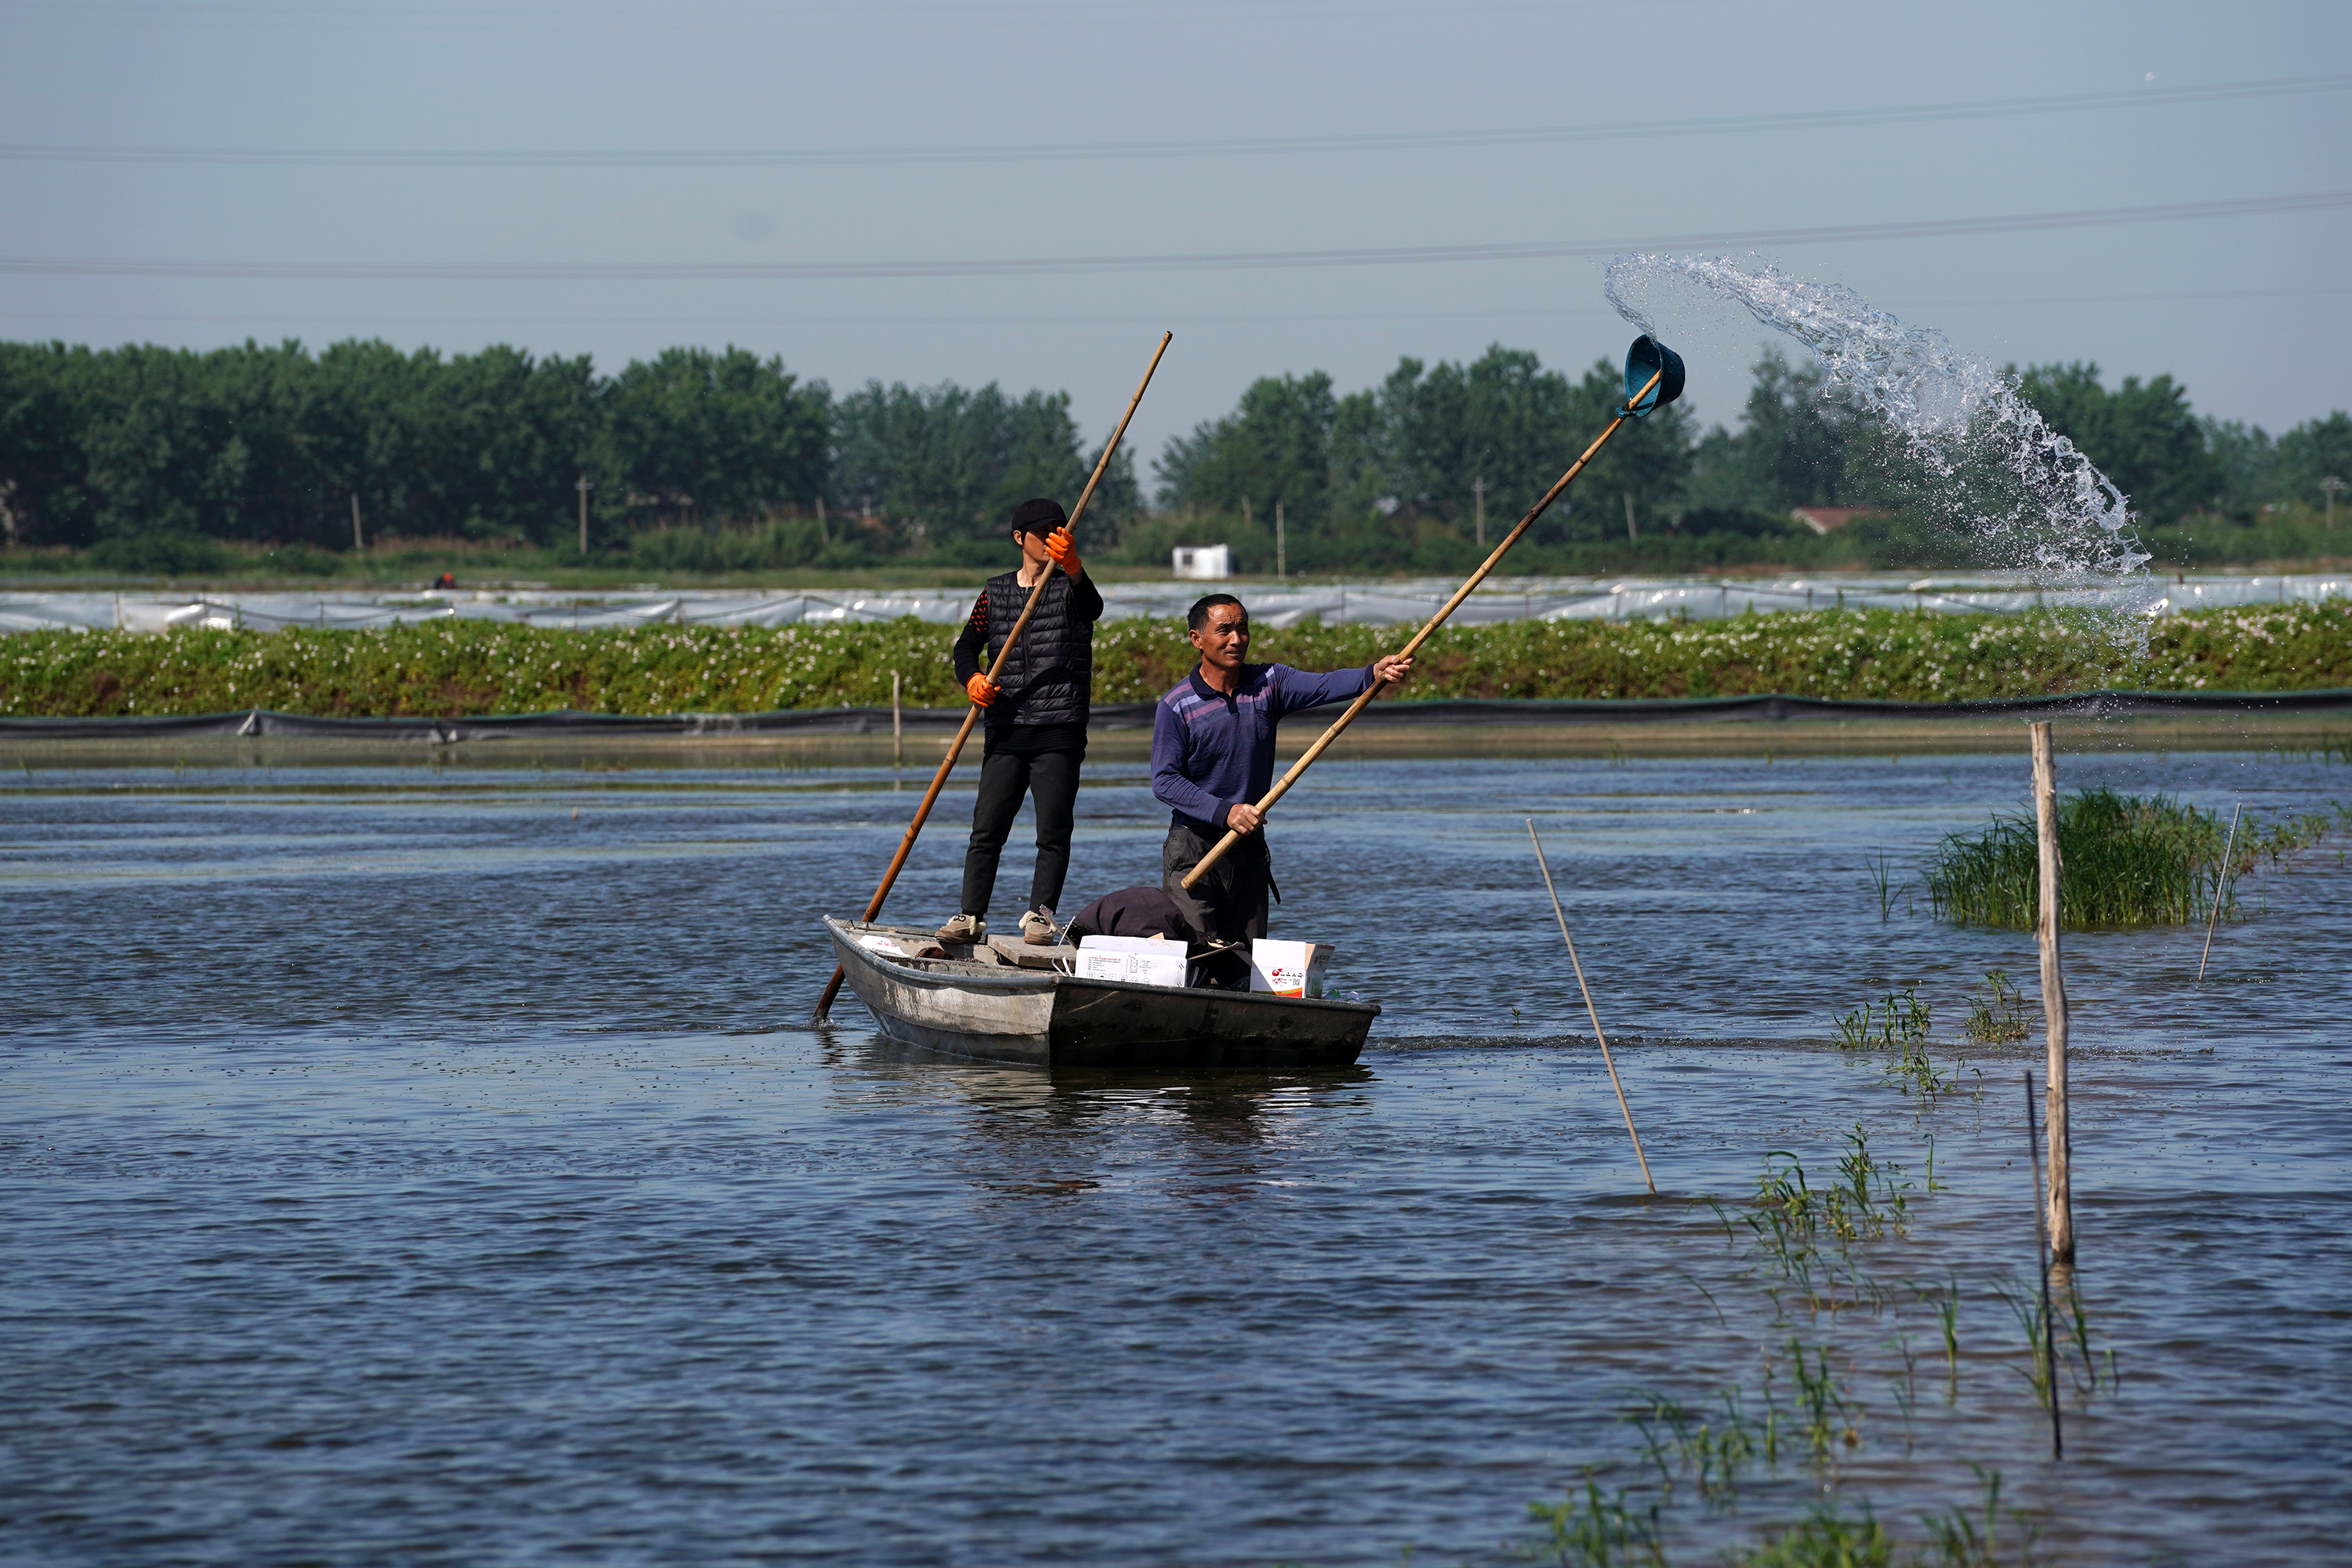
left=981, top=570, right=1093, bottom=730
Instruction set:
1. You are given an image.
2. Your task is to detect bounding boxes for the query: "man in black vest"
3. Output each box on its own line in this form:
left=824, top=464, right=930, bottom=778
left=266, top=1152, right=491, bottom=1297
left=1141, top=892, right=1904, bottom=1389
left=938, top=496, right=1105, bottom=946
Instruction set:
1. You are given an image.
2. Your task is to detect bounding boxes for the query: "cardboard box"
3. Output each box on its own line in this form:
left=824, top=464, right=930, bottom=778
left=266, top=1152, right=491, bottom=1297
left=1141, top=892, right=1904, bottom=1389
left=1075, top=935, right=1189, bottom=989
left=1250, top=939, right=1333, bottom=998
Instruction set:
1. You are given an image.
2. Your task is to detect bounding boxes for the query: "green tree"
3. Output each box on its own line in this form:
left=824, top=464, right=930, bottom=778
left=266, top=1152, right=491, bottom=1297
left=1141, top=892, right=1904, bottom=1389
left=1155, top=371, right=1338, bottom=528
left=2273, top=411, right=2352, bottom=517
left=607, top=347, right=828, bottom=532
left=833, top=379, right=1131, bottom=559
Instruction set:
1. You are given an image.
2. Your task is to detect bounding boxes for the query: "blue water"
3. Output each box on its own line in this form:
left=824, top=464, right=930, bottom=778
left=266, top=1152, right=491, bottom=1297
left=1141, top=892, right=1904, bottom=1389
left=3, top=739, right=2347, bottom=1563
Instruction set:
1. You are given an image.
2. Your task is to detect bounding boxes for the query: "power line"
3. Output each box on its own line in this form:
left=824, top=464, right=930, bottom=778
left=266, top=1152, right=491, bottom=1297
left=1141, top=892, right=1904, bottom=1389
left=2, top=71, right=2343, bottom=169
left=2, top=285, right=2345, bottom=335
left=3, top=191, right=2346, bottom=283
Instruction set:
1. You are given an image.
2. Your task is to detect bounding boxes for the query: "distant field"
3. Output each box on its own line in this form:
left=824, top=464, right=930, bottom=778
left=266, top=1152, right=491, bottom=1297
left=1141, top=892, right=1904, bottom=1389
left=3, top=603, right=2348, bottom=718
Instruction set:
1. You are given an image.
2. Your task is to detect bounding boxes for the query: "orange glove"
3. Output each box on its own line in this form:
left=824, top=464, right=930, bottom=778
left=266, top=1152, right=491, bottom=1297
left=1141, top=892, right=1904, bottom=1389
left=964, top=672, right=998, bottom=706
left=1044, top=524, right=1080, bottom=576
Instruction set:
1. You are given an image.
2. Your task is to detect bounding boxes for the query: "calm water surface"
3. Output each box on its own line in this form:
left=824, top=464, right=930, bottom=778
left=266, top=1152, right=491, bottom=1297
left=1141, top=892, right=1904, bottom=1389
left=2, top=739, right=2347, bottom=1565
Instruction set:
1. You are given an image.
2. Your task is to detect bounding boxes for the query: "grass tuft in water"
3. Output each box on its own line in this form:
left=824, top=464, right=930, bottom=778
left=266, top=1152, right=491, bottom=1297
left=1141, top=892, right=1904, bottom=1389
left=1918, top=1468, right=2043, bottom=1568
left=1727, top=1503, right=1893, bottom=1567
left=1526, top=1475, right=1666, bottom=1568
left=1924, top=787, right=2337, bottom=930
left=1961, top=971, right=2030, bottom=1044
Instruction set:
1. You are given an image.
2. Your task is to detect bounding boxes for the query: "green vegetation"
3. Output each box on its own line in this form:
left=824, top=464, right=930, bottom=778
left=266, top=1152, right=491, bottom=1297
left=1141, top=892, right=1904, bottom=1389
left=4, top=601, right=2348, bottom=718
left=1959, top=973, right=2029, bottom=1045
left=1515, top=953, right=2080, bottom=1567
left=4, top=336, right=2345, bottom=583
left=1922, top=786, right=2342, bottom=930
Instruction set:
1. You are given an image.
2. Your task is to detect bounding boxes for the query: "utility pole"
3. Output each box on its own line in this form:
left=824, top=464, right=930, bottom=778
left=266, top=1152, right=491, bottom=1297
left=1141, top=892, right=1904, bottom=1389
left=1472, top=477, right=1485, bottom=549
left=1275, top=499, right=1286, bottom=580
left=576, top=474, right=593, bottom=557
left=350, top=492, right=363, bottom=552
left=2323, top=475, right=2345, bottom=531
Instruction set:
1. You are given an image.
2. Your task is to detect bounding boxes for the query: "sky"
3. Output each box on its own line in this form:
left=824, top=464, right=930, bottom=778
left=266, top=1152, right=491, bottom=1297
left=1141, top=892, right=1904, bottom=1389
left=1, top=0, right=2346, bottom=485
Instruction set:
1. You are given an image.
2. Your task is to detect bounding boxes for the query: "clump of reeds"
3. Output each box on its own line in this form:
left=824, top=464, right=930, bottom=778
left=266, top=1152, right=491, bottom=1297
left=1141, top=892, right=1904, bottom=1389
left=1924, top=787, right=2334, bottom=931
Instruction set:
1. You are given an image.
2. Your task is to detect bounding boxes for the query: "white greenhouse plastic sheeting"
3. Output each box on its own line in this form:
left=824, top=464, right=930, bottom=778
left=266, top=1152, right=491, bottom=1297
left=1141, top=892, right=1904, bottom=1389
left=1, top=572, right=2343, bottom=636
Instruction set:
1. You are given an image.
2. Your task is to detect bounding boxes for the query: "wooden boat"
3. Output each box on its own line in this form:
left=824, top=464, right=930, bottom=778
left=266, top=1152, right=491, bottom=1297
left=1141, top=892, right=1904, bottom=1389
left=822, top=916, right=1378, bottom=1071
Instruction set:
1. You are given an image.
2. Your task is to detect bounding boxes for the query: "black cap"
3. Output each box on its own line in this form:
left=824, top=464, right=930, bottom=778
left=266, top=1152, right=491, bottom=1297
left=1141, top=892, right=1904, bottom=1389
left=1009, top=497, right=1067, bottom=535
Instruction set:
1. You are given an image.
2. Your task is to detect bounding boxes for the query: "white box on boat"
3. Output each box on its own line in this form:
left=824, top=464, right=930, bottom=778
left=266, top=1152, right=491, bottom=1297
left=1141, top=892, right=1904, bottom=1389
left=1250, top=939, right=1333, bottom=998
left=1075, top=935, right=1189, bottom=989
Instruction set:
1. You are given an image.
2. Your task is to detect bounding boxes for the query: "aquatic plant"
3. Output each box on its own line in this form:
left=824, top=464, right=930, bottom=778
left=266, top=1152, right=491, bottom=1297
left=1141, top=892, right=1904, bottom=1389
left=1960, top=971, right=2029, bottom=1044
left=1835, top=989, right=1929, bottom=1052
left=1866, top=853, right=1897, bottom=923
left=1624, top=1388, right=1772, bottom=1508
left=1918, top=1468, right=2042, bottom=1568
left=1780, top=1338, right=1860, bottom=1461
left=1526, top=1476, right=1666, bottom=1568
left=1924, top=787, right=2336, bottom=931
left=1726, top=1502, right=1893, bottom=1568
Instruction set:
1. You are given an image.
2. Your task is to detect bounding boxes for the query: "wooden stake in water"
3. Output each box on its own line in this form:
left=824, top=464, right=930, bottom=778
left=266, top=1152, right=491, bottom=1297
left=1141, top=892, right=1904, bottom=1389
left=2197, top=801, right=2243, bottom=984
left=2029, top=721, right=2075, bottom=1264
left=1526, top=819, right=1655, bottom=1195
left=2025, top=1069, right=2064, bottom=1461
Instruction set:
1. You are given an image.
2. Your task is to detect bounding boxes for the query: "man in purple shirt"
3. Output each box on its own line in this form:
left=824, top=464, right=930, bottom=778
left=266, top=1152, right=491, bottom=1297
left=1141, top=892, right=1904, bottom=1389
left=1152, top=593, right=1414, bottom=945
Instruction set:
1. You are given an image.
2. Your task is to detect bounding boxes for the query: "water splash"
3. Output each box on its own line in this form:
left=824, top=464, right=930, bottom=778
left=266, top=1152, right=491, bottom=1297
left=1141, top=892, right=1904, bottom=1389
left=1606, top=254, right=2154, bottom=597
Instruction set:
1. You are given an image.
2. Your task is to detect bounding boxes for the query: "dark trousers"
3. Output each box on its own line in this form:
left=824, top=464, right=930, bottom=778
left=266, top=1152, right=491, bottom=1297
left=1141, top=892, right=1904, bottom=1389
left=960, top=746, right=1082, bottom=917
left=1160, top=821, right=1272, bottom=946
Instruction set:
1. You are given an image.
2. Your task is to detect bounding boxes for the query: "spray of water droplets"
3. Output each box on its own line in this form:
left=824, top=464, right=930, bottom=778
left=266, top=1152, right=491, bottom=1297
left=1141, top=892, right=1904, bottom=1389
left=1606, top=253, right=2154, bottom=601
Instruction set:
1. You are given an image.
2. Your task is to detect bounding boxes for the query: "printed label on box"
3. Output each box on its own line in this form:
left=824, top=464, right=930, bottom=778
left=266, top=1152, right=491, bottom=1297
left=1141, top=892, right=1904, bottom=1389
left=1250, top=939, right=1332, bottom=998
left=1076, top=936, right=1189, bottom=989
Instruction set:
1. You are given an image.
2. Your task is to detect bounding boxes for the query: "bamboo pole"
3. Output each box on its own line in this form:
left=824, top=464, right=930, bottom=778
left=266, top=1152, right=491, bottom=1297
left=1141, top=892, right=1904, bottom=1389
left=1180, top=366, right=1662, bottom=892
left=811, top=332, right=1172, bottom=1023
left=2025, top=1069, right=2065, bottom=1461
left=2197, top=801, right=2242, bottom=983
left=1527, top=819, right=1653, bottom=1193
left=2029, top=721, right=2074, bottom=1264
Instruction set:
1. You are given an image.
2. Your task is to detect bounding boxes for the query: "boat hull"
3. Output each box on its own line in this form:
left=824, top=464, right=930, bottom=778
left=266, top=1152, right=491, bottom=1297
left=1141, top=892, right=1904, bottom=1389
left=824, top=918, right=1376, bottom=1071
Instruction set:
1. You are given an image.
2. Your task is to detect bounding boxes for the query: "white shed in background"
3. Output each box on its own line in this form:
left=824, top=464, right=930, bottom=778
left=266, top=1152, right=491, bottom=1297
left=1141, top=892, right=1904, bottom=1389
left=1171, top=544, right=1231, bottom=580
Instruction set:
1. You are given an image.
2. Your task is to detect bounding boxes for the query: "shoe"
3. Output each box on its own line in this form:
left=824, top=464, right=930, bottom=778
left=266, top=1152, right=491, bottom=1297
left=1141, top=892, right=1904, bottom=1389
left=935, top=913, right=985, bottom=944
left=1019, top=908, right=1058, bottom=946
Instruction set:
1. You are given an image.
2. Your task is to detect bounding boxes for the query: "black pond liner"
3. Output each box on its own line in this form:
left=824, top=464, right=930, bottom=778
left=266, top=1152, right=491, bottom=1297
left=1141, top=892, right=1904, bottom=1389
left=4, top=688, right=2350, bottom=741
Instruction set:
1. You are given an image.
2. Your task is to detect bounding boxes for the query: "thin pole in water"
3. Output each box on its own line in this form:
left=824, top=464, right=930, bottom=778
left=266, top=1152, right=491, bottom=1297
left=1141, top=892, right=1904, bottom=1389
left=2025, top=1069, right=2064, bottom=1461
left=891, top=670, right=902, bottom=766
left=1527, top=819, right=1654, bottom=1194
left=2198, top=801, right=2243, bottom=984
left=2029, top=720, right=2074, bottom=1264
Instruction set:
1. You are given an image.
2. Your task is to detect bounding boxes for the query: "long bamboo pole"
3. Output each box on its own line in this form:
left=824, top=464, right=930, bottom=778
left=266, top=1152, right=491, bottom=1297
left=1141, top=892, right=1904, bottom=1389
left=811, top=332, right=1172, bottom=1022
left=2029, top=721, right=2074, bottom=1265
left=1180, top=366, right=1663, bottom=892
left=1527, top=819, right=1654, bottom=1193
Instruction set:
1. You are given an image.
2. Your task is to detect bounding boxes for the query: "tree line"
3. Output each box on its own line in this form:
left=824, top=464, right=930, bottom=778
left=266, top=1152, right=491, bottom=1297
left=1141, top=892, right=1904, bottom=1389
left=1155, top=347, right=2352, bottom=573
left=0, top=339, right=1134, bottom=569
left=1, top=334, right=2343, bottom=575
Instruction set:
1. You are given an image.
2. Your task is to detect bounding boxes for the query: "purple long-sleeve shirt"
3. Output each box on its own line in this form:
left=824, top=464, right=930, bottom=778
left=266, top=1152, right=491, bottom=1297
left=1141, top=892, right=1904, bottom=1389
left=1151, top=662, right=1377, bottom=835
